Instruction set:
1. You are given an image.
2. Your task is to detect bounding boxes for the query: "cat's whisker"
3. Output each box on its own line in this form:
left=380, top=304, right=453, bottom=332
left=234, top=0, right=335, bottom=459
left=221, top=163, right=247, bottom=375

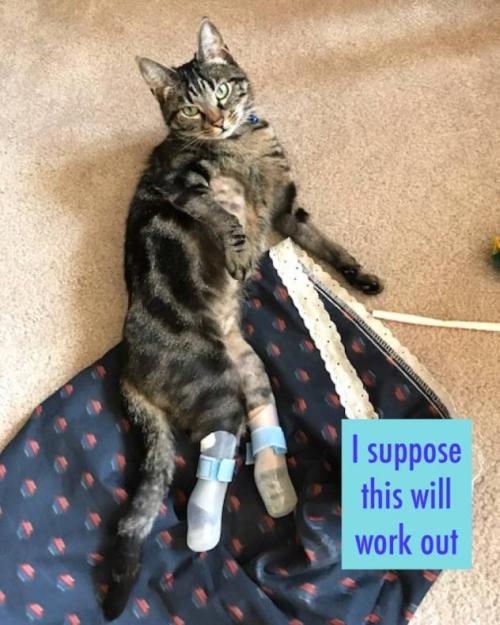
left=178, top=134, right=204, bottom=153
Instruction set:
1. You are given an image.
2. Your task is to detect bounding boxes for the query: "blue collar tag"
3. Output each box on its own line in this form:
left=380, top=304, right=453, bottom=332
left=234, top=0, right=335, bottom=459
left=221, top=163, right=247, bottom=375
left=247, top=113, right=260, bottom=125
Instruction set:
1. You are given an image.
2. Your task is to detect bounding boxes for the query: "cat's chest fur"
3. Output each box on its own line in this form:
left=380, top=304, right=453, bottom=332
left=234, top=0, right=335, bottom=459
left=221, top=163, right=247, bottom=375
left=206, top=129, right=286, bottom=335
left=208, top=125, right=289, bottom=235
left=210, top=175, right=248, bottom=226
left=207, top=174, right=252, bottom=335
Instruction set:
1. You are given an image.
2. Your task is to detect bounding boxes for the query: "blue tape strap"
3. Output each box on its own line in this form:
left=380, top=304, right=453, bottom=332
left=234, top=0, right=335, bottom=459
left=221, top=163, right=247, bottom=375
left=196, top=455, right=236, bottom=483
left=246, top=426, right=288, bottom=464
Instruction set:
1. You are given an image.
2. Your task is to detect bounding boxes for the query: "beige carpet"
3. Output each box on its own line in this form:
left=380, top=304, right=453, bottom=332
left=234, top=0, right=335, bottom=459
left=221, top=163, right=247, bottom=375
left=1, top=1, right=499, bottom=622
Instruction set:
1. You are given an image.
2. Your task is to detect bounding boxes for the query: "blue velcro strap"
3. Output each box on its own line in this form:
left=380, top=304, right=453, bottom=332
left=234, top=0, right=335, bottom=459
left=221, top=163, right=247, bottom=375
left=196, top=455, right=236, bottom=483
left=245, top=426, right=287, bottom=465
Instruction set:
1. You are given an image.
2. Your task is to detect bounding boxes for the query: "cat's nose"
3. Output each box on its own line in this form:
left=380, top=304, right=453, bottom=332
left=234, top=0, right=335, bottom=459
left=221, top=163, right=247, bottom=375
left=212, top=117, right=225, bottom=129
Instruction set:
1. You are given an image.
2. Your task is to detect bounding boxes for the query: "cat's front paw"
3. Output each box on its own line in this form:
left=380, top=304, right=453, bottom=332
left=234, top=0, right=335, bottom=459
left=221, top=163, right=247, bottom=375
left=224, top=221, right=252, bottom=281
left=226, top=246, right=253, bottom=281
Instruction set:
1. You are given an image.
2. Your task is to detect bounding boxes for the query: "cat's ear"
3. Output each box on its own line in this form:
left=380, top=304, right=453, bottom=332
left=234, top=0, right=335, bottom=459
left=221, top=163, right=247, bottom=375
left=136, top=57, right=176, bottom=97
left=197, top=18, right=230, bottom=64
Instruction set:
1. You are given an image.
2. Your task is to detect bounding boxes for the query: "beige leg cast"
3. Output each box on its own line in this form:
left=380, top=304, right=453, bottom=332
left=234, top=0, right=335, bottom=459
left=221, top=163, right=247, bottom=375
left=248, top=404, right=297, bottom=518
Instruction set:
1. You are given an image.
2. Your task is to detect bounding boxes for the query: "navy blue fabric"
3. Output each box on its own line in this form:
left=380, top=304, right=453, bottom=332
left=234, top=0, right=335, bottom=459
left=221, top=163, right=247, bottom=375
left=0, top=254, right=445, bottom=625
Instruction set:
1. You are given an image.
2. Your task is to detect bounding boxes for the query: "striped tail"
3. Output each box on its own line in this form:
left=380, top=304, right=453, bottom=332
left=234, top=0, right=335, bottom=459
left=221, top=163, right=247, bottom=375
left=103, top=381, right=175, bottom=621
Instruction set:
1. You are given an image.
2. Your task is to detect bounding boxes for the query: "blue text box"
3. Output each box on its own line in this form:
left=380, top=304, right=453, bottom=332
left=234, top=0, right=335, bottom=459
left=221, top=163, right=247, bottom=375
left=341, top=419, right=472, bottom=569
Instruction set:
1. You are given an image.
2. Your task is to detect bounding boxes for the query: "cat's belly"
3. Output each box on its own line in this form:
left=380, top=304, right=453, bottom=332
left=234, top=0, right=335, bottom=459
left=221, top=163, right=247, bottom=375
left=211, top=277, right=241, bottom=336
left=208, top=178, right=245, bottom=333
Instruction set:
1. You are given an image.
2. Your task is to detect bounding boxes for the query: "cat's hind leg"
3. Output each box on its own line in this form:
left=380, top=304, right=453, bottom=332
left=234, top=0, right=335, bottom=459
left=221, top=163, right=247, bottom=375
left=187, top=430, right=239, bottom=552
left=274, top=208, right=383, bottom=294
left=185, top=362, right=246, bottom=552
left=103, top=381, right=175, bottom=621
left=224, top=326, right=297, bottom=517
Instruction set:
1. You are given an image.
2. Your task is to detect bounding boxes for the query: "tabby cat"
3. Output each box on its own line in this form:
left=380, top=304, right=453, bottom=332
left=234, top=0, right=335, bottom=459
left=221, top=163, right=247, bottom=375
left=103, top=18, right=382, bottom=620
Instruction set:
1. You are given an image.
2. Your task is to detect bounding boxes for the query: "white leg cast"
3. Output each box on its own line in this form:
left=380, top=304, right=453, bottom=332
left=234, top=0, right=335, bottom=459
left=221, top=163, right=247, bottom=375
left=187, top=431, right=237, bottom=552
left=248, top=404, right=297, bottom=518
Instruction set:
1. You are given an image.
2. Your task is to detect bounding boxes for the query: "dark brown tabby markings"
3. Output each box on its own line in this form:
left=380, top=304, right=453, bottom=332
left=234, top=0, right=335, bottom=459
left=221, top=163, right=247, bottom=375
left=103, top=19, right=382, bottom=620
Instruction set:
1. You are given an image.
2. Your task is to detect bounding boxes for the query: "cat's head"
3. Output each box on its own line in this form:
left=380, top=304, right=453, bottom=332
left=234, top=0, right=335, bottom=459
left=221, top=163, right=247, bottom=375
left=137, top=19, right=253, bottom=140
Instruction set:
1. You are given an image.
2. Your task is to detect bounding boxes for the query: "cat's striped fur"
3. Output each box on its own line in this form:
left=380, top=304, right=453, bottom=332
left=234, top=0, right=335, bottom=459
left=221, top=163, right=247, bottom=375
left=103, top=19, right=382, bottom=620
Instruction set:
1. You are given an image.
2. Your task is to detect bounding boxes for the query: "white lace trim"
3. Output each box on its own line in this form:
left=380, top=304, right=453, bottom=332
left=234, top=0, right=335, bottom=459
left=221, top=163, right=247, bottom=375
left=269, top=238, right=458, bottom=420
left=269, top=240, right=378, bottom=420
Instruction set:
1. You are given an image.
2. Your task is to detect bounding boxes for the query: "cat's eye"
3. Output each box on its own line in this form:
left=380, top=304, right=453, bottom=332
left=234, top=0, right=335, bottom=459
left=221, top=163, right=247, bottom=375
left=181, top=106, right=200, bottom=117
left=215, top=82, right=230, bottom=100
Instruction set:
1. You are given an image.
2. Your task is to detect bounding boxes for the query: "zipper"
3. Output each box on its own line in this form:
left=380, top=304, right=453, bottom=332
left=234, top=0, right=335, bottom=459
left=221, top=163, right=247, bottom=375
left=312, top=281, right=449, bottom=420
